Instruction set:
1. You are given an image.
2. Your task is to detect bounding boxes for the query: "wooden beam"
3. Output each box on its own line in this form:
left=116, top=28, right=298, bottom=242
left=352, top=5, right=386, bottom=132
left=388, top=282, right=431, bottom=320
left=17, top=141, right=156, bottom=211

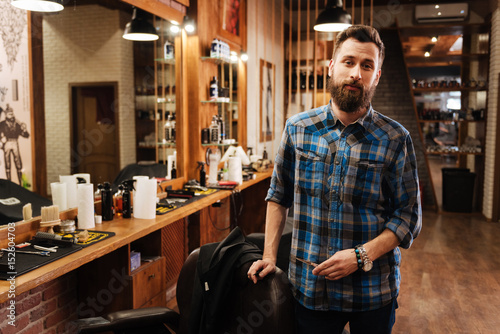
left=29, top=13, right=47, bottom=197
left=120, top=0, right=184, bottom=23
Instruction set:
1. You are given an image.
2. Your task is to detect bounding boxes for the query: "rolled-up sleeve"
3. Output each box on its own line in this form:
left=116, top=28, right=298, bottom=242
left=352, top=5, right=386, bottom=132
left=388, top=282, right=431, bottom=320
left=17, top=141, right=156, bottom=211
left=266, top=120, right=296, bottom=209
left=384, top=134, right=422, bottom=249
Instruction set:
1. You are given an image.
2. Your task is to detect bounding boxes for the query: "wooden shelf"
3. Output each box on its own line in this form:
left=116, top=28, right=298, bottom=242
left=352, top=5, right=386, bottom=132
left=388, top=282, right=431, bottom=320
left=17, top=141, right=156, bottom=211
left=397, top=23, right=489, bottom=37
left=425, top=151, right=484, bottom=156
left=418, top=119, right=485, bottom=123
left=413, top=87, right=487, bottom=93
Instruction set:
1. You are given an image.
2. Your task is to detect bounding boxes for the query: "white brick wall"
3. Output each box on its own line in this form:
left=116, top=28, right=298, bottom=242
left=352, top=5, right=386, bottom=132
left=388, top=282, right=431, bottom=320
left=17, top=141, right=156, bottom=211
left=43, top=5, right=135, bottom=192
left=483, top=1, right=500, bottom=220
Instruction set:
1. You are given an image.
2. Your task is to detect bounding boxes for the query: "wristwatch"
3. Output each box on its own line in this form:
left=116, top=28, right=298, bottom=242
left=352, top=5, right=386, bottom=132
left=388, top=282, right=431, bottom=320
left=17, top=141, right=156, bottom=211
left=355, top=245, right=373, bottom=272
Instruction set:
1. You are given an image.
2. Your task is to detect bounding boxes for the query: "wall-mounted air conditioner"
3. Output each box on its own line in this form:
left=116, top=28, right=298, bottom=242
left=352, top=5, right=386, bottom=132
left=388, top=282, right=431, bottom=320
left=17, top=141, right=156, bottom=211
left=415, top=3, right=468, bottom=23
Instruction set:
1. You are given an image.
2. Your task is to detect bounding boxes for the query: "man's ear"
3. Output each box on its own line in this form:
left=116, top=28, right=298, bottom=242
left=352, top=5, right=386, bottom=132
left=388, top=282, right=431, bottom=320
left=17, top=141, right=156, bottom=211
left=374, top=69, right=382, bottom=86
left=328, top=59, right=334, bottom=77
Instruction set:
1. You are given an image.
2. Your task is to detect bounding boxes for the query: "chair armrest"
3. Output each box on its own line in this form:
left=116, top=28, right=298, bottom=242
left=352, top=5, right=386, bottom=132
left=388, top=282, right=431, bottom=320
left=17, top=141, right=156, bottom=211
left=76, top=307, right=180, bottom=334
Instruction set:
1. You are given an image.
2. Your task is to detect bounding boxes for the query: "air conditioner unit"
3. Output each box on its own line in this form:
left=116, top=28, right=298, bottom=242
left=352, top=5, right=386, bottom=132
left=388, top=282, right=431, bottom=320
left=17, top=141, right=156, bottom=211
left=415, top=3, right=468, bottom=23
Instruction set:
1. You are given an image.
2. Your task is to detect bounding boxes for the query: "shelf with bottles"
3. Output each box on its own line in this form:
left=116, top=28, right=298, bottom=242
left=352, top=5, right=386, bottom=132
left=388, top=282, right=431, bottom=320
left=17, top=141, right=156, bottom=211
left=286, top=68, right=327, bottom=92
left=417, top=108, right=486, bottom=123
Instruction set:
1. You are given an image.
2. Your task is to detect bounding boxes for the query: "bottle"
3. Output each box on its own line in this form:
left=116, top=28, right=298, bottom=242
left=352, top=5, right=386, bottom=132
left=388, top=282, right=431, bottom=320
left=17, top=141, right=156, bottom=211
left=95, top=183, right=103, bottom=201
left=210, top=38, right=219, bottom=58
left=164, top=40, right=174, bottom=60
left=171, top=160, right=177, bottom=179
left=101, top=182, right=114, bottom=221
left=122, top=180, right=134, bottom=218
left=114, top=184, right=124, bottom=217
left=164, top=113, right=172, bottom=142
left=210, top=76, right=218, bottom=101
left=198, top=161, right=206, bottom=187
left=171, top=112, right=176, bottom=142
left=210, top=115, right=220, bottom=144
left=218, top=115, right=225, bottom=143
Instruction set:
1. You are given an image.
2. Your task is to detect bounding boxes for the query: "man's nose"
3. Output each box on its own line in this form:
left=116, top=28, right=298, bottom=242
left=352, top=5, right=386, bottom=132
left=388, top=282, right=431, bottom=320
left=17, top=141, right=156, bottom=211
left=350, top=65, right=362, bottom=81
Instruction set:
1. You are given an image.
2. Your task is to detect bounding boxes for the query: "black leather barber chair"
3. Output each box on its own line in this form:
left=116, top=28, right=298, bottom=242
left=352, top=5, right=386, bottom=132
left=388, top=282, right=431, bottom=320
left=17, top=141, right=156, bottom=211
left=76, top=242, right=296, bottom=334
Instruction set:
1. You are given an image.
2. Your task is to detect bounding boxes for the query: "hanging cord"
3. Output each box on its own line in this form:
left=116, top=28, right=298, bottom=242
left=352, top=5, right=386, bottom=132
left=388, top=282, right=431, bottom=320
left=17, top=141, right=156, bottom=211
left=230, top=189, right=243, bottom=229
left=207, top=200, right=232, bottom=231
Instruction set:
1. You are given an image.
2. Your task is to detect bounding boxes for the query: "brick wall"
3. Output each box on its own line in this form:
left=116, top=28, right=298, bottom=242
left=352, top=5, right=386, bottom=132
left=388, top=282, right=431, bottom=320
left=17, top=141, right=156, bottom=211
left=484, top=2, right=500, bottom=219
left=0, top=272, right=78, bottom=334
left=372, top=29, right=435, bottom=207
left=43, top=5, right=135, bottom=193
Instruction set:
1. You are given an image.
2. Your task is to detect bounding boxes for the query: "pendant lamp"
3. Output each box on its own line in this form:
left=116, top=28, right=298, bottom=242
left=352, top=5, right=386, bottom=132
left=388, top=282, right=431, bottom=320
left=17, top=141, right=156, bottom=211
left=11, top=0, right=64, bottom=12
left=314, top=0, right=352, bottom=32
left=123, top=8, right=159, bottom=42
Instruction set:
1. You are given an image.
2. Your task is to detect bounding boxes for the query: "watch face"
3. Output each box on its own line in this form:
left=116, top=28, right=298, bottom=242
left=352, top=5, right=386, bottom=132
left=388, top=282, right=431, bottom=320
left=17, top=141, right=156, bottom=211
left=363, top=262, right=373, bottom=272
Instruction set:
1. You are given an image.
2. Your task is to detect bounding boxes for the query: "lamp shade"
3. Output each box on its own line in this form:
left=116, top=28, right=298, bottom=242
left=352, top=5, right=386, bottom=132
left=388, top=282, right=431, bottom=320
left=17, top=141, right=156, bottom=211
left=314, top=0, right=352, bottom=32
left=123, top=8, right=159, bottom=41
left=11, top=0, right=64, bottom=12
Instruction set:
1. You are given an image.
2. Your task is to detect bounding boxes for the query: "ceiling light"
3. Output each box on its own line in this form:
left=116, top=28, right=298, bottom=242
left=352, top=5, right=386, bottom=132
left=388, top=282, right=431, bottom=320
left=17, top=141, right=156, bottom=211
left=183, top=16, right=195, bottom=33
left=123, top=8, right=159, bottom=42
left=431, top=36, right=437, bottom=42
left=313, top=0, right=352, bottom=32
left=424, top=51, right=430, bottom=57
left=240, top=51, right=248, bottom=62
left=11, top=0, right=64, bottom=12
left=170, top=25, right=180, bottom=34
left=230, top=51, right=238, bottom=62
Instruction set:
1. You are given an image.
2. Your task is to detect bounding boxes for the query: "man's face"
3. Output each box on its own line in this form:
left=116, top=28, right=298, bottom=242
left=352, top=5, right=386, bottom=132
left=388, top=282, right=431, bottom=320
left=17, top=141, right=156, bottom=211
left=327, top=38, right=381, bottom=113
left=6, top=111, right=14, bottom=122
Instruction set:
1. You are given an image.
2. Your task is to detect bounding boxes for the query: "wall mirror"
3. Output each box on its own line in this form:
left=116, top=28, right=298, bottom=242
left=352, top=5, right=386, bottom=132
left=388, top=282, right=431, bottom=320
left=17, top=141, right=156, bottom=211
left=41, top=0, right=182, bottom=197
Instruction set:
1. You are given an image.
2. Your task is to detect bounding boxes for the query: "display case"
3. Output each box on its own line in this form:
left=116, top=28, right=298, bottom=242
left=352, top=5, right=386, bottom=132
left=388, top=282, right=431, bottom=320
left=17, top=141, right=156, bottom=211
left=400, top=23, right=490, bottom=212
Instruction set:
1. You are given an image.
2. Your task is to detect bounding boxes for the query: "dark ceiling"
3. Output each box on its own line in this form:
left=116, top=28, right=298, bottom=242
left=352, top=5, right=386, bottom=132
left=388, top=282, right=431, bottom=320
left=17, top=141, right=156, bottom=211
left=289, top=0, right=496, bottom=19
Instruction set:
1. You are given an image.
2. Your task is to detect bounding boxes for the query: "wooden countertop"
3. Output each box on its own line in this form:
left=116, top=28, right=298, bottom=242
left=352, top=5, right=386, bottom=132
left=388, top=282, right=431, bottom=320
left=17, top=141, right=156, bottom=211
left=0, top=171, right=272, bottom=303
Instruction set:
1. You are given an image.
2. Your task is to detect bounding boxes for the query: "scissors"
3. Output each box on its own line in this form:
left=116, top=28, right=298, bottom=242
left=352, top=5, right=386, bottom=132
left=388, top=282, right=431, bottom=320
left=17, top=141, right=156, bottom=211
left=2, top=249, right=50, bottom=257
left=296, top=257, right=318, bottom=267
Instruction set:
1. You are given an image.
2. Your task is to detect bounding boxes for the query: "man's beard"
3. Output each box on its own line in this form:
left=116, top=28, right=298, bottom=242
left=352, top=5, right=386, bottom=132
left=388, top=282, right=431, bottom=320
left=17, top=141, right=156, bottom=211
left=327, top=74, right=377, bottom=114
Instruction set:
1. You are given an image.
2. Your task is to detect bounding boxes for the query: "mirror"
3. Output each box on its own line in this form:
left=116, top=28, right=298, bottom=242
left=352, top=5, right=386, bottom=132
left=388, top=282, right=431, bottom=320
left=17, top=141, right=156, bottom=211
left=42, top=0, right=180, bottom=192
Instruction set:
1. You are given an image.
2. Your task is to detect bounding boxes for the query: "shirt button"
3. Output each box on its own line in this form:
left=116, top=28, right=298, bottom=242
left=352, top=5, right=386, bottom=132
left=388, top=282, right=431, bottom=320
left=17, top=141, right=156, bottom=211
left=335, top=159, right=340, bottom=165
left=328, top=246, right=333, bottom=251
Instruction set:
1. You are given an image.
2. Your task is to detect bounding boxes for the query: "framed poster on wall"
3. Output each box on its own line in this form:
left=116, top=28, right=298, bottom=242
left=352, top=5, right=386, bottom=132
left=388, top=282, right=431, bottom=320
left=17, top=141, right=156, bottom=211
left=260, top=59, right=275, bottom=142
left=0, top=2, right=32, bottom=190
left=219, top=0, right=244, bottom=46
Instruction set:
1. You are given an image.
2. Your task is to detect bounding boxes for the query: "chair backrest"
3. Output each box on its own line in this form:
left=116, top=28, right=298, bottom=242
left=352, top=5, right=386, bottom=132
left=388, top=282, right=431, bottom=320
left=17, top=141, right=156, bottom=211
left=176, top=248, right=296, bottom=334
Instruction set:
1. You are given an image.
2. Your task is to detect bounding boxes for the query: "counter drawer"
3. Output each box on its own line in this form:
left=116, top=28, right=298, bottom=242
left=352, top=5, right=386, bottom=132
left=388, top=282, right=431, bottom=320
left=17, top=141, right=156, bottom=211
left=129, top=257, right=166, bottom=308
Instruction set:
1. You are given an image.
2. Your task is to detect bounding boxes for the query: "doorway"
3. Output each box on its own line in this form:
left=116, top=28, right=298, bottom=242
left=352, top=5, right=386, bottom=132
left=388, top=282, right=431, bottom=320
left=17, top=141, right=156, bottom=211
left=71, top=83, right=120, bottom=184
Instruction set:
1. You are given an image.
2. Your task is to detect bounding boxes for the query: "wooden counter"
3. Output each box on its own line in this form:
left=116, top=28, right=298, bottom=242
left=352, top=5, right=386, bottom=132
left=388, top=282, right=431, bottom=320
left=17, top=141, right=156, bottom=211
left=0, top=171, right=272, bottom=304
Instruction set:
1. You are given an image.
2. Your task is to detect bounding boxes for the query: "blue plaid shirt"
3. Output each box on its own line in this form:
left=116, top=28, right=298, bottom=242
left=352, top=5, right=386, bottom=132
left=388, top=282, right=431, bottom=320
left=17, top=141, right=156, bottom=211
left=266, top=103, right=422, bottom=312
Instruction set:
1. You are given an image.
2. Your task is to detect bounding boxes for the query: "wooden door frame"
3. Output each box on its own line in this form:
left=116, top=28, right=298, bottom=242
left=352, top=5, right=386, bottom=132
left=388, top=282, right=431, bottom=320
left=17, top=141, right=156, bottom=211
left=69, top=82, right=120, bottom=178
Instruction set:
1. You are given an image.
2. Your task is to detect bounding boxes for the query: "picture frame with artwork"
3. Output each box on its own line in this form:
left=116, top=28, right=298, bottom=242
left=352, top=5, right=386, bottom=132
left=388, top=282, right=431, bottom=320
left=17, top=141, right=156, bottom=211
left=260, top=59, right=275, bottom=142
left=219, top=0, right=244, bottom=46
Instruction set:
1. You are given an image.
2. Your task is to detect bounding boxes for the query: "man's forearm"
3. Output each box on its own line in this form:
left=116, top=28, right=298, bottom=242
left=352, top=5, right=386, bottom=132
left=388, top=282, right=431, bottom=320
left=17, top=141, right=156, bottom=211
left=363, top=229, right=400, bottom=261
left=262, top=201, right=289, bottom=264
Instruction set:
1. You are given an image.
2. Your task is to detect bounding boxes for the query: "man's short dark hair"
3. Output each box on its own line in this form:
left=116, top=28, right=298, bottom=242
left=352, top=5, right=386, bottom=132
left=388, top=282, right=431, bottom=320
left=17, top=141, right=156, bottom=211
left=333, top=25, right=385, bottom=69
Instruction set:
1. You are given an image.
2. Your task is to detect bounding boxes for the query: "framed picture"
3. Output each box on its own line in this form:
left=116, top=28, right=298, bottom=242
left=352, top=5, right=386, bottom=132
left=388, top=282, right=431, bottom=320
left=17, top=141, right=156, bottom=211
left=260, top=59, right=275, bottom=142
left=220, top=0, right=243, bottom=46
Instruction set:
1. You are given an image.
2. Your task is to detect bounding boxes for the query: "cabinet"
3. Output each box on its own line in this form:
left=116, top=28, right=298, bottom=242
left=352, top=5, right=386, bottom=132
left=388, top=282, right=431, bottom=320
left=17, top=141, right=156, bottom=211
left=77, top=229, right=168, bottom=316
left=400, top=23, right=490, bottom=212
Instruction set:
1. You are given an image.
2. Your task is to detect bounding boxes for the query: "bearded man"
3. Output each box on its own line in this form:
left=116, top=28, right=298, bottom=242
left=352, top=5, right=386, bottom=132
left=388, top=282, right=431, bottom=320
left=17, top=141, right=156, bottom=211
left=247, top=25, right=422, bottom=334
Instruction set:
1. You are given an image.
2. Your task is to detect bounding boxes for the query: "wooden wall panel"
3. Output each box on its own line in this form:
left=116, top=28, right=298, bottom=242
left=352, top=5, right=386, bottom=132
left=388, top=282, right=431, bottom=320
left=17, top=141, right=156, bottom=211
left=161, top=218, right=188, bottom=285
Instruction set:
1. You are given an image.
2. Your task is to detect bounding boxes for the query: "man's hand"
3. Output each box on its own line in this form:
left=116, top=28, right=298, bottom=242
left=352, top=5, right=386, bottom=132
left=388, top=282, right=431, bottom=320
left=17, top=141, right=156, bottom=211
left=247, top=259, right=276, bottom=284
left=312, top=249, right=359, bottom=280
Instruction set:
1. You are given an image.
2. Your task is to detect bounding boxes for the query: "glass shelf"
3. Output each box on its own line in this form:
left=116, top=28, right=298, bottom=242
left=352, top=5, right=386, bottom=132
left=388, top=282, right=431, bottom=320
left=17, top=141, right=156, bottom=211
left=155, top=58, right=175, bottom=65
left=200, top=56, right=231, bottom=64
left=201, top=100, right=237, bottom=104
left=202, top=142, right=238, bottom=147
left=156, top=98, right=175, bottom=104
left=157, top=142, right=176, bottom=147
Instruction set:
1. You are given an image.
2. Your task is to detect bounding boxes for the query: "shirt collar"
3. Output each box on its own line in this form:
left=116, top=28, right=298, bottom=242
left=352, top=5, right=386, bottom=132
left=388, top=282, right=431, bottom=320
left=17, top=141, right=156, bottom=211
left=327, top=100, right=374, bottom=131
